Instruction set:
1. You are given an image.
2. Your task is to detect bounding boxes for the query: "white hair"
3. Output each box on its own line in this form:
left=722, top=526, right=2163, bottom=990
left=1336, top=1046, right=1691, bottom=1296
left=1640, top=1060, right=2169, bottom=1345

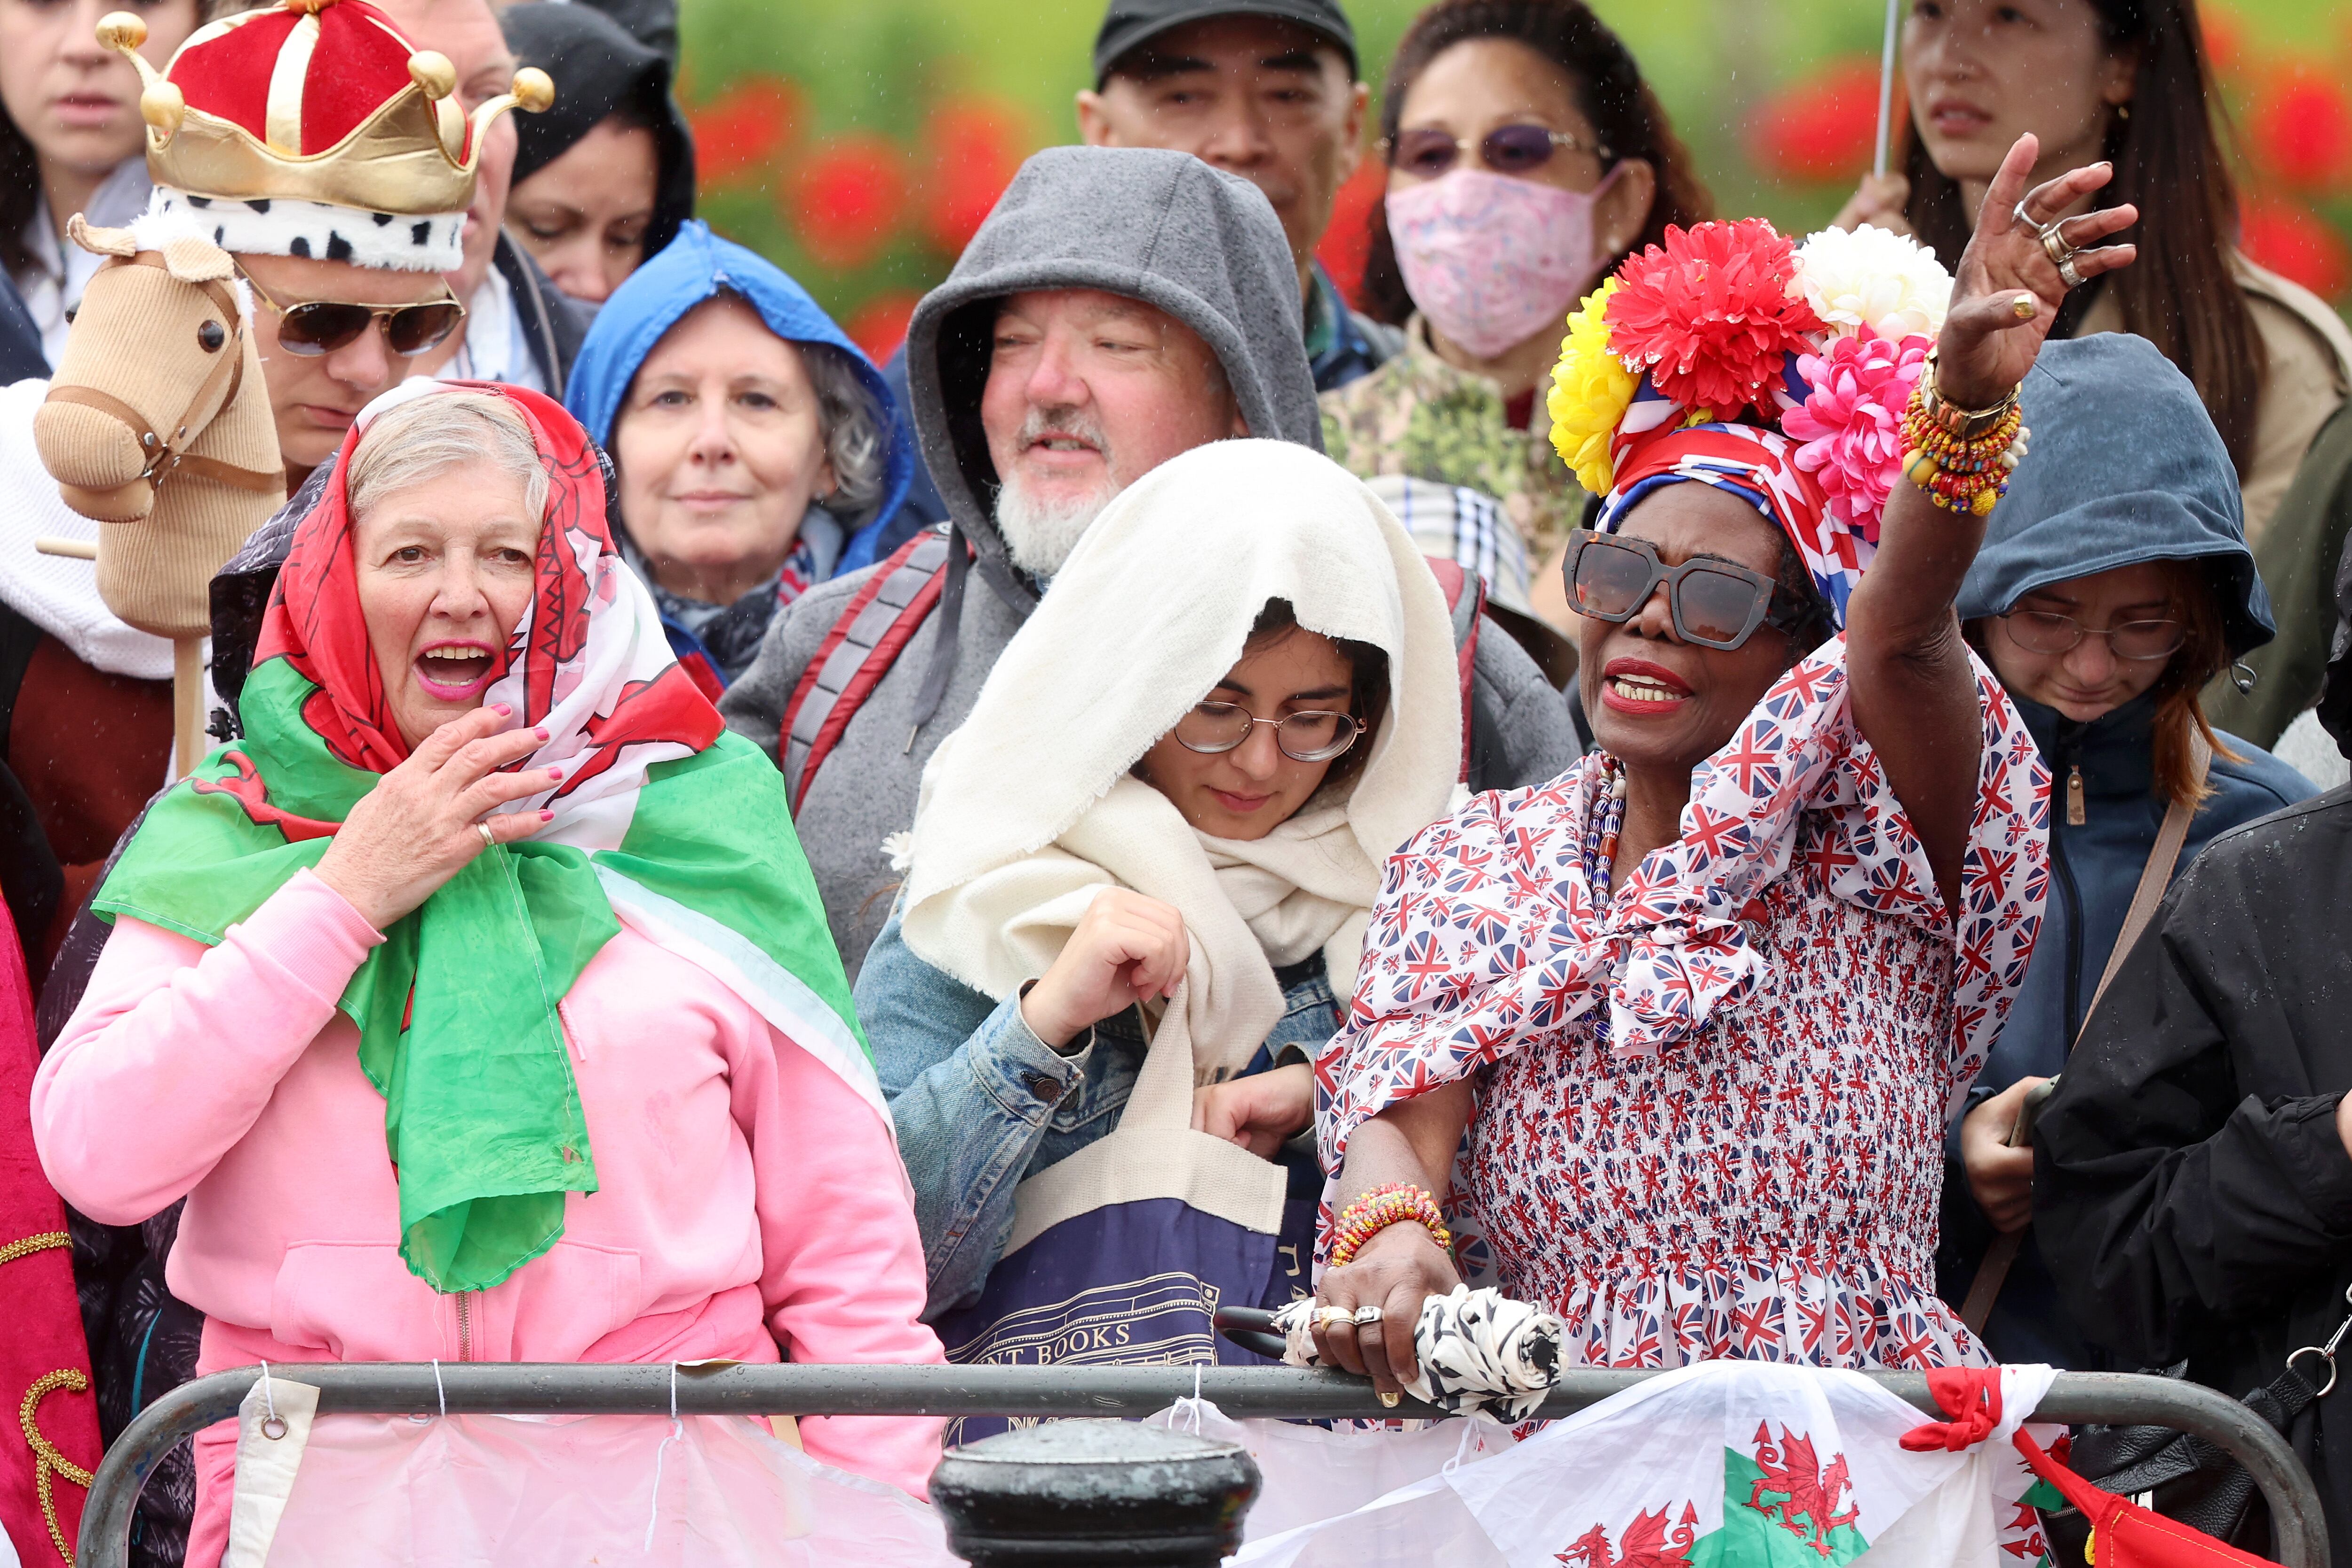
left=346, top=392, right=548, bottom=523
left=992, top=403, right=1121, bottom=576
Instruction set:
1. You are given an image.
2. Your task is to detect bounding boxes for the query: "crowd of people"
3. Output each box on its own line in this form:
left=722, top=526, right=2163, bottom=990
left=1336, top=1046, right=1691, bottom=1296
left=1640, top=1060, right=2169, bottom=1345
left=2, top=0, right=2350, bottom=1561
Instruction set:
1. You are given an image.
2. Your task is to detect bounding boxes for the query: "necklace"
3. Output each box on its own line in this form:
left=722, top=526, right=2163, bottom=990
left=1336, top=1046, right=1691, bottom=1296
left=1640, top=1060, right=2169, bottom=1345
left=1581, top=754, right=1629, bottom=907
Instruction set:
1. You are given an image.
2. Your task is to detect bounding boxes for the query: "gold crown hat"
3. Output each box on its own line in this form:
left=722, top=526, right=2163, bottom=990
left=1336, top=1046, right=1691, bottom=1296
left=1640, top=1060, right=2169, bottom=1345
left=97, top=0, right=551, bottom=271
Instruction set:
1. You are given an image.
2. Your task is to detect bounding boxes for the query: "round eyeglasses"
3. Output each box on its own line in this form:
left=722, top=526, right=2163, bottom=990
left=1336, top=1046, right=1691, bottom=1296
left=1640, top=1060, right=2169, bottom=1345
left=1171, top=703, right=1366, bottom=764
left=2000, top=610, right=2186, bottom=662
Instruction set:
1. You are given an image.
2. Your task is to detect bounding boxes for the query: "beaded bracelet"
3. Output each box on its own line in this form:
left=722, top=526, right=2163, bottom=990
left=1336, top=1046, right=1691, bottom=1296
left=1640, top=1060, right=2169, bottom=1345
left=1328, top=1182, right=1453, bottom=1268
left=1899, top=375, right=2030, bottom=517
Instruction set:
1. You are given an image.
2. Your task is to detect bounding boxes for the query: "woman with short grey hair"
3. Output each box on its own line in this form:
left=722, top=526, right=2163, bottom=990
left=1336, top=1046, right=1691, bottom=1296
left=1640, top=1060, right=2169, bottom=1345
left=564, top=221, right=914, bottom=690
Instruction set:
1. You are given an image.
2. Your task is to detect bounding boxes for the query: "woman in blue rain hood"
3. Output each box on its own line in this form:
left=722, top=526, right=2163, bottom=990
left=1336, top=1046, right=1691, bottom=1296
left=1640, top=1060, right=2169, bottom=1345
left=1942, top=332, right=2316, bottom=1367
left=566, top=222, right=914, bottom=691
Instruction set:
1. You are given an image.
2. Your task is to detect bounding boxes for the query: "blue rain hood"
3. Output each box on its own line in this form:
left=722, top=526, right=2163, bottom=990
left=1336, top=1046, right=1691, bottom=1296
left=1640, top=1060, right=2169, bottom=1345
left=564, top=221, right=914, bottom=533
left=1955, top=333, right=2273, bottom=659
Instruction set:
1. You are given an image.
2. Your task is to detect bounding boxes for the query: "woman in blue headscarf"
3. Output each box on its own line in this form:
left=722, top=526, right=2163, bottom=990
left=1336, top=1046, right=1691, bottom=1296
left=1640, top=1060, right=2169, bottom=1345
left=566, top=222, right=914, bottom=692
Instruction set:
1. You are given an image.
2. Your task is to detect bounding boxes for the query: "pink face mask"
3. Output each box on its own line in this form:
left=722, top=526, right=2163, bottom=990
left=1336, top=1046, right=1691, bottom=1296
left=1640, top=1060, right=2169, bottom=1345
left=1385, top=167, right=1621, bottom=360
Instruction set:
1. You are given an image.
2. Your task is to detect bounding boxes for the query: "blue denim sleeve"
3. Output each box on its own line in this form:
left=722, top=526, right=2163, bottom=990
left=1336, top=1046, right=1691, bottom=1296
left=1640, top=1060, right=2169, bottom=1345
left=855, top=909, right=1090, bottom=1316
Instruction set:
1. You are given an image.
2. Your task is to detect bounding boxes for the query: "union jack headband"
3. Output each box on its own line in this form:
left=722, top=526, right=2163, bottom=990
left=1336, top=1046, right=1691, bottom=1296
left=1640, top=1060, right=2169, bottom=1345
left=1597, top=421, right=1860, bottom=629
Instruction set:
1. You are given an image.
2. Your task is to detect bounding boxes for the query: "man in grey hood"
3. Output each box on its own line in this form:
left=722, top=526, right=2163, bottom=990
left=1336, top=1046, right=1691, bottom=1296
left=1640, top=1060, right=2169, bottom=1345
left=722, top=145, right=1578, bottom=974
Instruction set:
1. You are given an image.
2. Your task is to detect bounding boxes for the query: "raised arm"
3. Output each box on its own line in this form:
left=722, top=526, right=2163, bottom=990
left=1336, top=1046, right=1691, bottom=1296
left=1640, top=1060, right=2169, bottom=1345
left=1844, top=134, right=2137, bottom=910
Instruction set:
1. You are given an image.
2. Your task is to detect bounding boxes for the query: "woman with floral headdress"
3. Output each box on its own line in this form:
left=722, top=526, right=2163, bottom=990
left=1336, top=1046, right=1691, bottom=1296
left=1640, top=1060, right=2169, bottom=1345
left=32, top=381, right=942, bottom=1564
left=1302, top=135, right=2124, bottom=1406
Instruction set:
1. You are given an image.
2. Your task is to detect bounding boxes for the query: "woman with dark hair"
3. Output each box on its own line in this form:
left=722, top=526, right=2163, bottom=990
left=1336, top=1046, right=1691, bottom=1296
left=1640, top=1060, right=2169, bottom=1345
left=499, top=0, right=694, bottom=305
left=1837, top=0, right=2352, bottom=744
left=0, top=0, right=197, bottom=364
left=1303, top=138, right=2124, bottom=1431
left=1938, top=332, right=2313, bottom=1372
left=859, top=439, right=1462, bottom=1321
left=1321, top=0, right=1708, bottom=634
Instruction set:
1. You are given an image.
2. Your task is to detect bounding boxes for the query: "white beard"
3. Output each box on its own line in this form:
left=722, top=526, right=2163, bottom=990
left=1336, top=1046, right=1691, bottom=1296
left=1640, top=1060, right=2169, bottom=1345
left=993, top=405, right=1121, bottom=577
left=995, top=478, right=1116, bottom=577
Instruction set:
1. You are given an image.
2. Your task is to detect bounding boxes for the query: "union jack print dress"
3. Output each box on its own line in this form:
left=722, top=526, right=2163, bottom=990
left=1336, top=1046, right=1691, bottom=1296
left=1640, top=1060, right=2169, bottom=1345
left=1314, top=638, right=2050, bottom=1370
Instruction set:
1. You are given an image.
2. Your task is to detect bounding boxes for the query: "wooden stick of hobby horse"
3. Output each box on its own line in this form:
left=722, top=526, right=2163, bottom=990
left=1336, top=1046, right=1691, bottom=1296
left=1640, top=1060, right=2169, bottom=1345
left=37, top=535, right=206, bottom=779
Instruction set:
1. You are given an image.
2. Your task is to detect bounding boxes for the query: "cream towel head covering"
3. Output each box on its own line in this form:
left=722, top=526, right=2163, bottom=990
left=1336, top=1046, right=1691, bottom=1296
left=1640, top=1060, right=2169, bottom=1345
left=900, top=438, right=1463, bottom=1078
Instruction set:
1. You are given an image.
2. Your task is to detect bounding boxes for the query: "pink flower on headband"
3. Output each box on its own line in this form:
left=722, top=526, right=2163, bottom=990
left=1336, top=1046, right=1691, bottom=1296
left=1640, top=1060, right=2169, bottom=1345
left=1782, top=326, right=1931, bottom=540
left=1604, top=218, right=1823, bottom=419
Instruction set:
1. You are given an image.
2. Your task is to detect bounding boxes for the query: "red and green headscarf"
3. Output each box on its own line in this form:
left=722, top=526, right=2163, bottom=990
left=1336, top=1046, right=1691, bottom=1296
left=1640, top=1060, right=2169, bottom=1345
left=95, top=380, right=878, bottom=1294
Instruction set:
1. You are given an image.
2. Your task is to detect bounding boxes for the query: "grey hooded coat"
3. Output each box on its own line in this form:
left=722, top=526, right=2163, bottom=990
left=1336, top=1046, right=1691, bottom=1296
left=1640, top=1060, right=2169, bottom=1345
left=720, top=146, right=1578, bottom=976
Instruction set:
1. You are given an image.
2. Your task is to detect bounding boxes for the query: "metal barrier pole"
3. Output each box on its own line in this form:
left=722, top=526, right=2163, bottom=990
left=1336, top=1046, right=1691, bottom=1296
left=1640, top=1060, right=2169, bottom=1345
left=78, top=1364, right=2331, bottom=1568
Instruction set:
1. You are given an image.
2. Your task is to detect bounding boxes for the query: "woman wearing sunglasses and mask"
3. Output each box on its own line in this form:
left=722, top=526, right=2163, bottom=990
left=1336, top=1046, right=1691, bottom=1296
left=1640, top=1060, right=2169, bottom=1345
left=1321, top=0, right=1708, bottom=635
left=1304, top=140, right=2119, bottom=1423
left=1934, top=333, right=2312, bottom=1375
left=857, top=439, right=1462, bottom=1322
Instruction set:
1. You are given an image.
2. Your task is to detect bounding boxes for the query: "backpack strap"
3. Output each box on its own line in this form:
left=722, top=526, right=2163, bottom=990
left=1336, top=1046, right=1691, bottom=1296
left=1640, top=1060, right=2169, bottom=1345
left=779, top=528, right=958, bottom=815
left=1422, top=555, right=1484, bottom=784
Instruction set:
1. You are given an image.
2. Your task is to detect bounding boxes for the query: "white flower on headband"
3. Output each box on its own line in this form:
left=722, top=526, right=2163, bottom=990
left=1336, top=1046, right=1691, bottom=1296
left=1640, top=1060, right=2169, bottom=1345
left=1795, top=224, right=1953, bottom=344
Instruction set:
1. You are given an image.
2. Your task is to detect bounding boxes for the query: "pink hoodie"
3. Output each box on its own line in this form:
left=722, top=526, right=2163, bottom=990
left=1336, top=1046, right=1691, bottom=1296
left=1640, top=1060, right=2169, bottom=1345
left=34, top=869, right=945, bottom=1563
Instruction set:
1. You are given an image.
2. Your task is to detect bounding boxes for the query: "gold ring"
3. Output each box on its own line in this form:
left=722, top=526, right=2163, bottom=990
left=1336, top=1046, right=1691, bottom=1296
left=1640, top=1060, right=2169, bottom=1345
left=2011, top=293, right=2036, bottom=321
left=1377, top=1390, right=1402, bottom=1409
left=2039, top=222, right=2074, bottom=269
left=1316, top=1307, right=1353, bottom=1332
left=476, top=821, right=497, bottom=849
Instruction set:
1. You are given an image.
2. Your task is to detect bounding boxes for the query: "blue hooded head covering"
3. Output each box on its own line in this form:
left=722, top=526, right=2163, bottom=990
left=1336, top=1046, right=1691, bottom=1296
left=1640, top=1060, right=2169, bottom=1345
left=1956, top=333, right=2273, bottom=659
left=564, top=222, right=914, bottom=552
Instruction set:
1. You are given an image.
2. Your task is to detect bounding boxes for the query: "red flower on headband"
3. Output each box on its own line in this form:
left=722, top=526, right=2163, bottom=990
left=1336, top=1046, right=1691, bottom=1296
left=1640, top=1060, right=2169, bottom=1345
left=1605, top=218, right=1824, bottom=419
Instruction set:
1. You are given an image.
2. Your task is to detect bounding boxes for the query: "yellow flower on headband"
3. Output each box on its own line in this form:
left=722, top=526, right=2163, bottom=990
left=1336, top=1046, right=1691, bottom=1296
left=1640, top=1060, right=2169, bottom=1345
left=1548, top=278, right=1635, bottom=495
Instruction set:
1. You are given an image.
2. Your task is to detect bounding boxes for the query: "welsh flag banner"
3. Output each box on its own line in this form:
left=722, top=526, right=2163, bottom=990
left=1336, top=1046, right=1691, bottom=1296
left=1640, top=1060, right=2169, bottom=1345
left=1232, top=1362, right=2061, bottom=1568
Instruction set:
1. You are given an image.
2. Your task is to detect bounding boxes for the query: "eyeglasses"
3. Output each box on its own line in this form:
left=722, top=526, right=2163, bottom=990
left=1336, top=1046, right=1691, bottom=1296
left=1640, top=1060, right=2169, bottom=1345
left=1382, top=123, right=1610, bottom=180
left=1564, top=530, right=1826, bottom=652
left=1172, top=703, right=1367, bottom=764
left=2000, top=609, right=2186, bottom=662
left=236, top=265, right=466, bottom=358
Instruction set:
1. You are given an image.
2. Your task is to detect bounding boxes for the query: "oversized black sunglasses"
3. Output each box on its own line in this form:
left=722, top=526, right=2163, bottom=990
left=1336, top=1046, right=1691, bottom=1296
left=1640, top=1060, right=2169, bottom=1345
left=1382, top=123, right=1610, bottom=180
left=1564, top=529, right=1827, bottom=652
left=237, top=264, right=467, bottom=358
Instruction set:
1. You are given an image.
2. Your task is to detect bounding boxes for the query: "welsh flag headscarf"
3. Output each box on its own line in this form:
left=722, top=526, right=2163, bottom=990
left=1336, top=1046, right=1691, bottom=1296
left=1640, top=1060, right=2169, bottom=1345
left=94, top=380, right=878, bottom=1294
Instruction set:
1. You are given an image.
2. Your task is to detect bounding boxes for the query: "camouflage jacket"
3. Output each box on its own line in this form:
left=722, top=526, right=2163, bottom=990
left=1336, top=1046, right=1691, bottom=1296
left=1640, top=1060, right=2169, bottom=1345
left=1318, top=314, right=1582, bottom=561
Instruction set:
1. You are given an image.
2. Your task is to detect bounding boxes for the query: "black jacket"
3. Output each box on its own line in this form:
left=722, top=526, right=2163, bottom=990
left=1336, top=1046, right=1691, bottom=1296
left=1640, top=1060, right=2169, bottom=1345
left=2035, top=784, right=2352, bottom=1558
left=495, top=230, right=590, bottom=396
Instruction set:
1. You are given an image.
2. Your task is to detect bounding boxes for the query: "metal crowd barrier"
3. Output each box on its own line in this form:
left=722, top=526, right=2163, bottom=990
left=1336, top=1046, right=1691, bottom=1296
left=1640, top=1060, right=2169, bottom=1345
left=78, top=1362, right=2330, bottom=1568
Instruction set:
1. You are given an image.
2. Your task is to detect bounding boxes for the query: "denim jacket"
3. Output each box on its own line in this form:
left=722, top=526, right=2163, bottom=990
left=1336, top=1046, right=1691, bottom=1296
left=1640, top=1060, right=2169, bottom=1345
left=857, top=908, right=1343, bottom=1317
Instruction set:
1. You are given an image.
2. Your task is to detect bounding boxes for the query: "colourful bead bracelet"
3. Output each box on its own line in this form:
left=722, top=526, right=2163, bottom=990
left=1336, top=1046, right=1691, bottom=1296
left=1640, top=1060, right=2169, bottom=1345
left=1899, top=375, right=2029, bottom=517
left=1328, top=1182, right=1453, bottom=1268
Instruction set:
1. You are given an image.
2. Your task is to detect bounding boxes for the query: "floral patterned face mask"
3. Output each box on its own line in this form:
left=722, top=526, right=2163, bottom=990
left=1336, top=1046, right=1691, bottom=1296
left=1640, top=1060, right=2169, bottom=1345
left=1385, top=166, right=1621, bottom=360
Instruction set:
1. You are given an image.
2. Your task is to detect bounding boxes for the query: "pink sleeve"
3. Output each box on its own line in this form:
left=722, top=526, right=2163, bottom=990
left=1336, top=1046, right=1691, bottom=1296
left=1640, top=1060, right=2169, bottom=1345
left=32, top=869, right=382, bottom=1225
left=729, top=1018, right=946, bottom=1499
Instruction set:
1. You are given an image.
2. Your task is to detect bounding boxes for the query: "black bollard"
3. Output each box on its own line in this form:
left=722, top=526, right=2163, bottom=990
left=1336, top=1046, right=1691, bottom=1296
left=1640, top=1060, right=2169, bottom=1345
left=930, top=1419, right=1261, bottom=1566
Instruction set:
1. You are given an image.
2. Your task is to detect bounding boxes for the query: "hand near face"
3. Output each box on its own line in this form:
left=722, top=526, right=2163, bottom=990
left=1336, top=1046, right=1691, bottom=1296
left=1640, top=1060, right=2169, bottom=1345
left=1020, top=888, right=1190, bottom=1050
left=313, top=703, right=560, bottom=930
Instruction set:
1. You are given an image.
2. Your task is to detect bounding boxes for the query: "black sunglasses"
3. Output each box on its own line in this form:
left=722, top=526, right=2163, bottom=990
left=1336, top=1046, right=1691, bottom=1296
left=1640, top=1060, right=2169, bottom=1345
left=1564, top=530, right=1826, bottom=652
left=237, top=264, right=467, bottom=358
left=1382, top=123, right=1610, bottom=180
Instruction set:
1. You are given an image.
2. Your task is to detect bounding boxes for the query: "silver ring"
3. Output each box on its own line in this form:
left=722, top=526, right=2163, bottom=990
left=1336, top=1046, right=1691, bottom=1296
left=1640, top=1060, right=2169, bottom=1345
left=476, top=821, right=497, bottom=849
left=2058, top=256, right=2085, bottom=290
left=1352, top=1306, right=1384, bottom=1326
left=2011, top=198, right=2036, bottom=232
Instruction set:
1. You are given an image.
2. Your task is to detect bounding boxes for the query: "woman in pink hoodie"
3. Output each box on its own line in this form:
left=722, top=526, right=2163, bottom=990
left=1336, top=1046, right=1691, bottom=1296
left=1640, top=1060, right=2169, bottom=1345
left=34, top=383, right=944, bottom=1566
